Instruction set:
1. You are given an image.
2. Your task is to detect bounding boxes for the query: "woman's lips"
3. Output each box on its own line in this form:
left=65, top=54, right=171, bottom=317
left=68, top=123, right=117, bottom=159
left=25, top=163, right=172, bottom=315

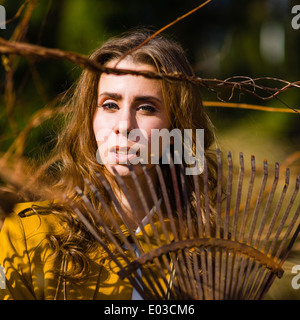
left=108, top=146, right=140, bottom=163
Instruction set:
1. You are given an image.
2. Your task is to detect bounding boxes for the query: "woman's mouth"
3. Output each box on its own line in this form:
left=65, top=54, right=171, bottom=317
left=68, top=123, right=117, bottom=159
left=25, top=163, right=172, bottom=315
left=109, top=146, right=140, bottom=163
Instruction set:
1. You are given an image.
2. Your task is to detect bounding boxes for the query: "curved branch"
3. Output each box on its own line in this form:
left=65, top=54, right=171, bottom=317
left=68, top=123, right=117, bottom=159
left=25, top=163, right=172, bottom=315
left=0, top=37, right=299, bottom=113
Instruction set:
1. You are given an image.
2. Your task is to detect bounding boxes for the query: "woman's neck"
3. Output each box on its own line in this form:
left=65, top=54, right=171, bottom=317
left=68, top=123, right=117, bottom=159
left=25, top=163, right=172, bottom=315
left=112, top=166, right=158, bottom=230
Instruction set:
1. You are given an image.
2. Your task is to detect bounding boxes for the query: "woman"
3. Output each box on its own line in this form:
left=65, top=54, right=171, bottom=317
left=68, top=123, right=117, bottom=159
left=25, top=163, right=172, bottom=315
left=0, top=28, right=218, bottom=300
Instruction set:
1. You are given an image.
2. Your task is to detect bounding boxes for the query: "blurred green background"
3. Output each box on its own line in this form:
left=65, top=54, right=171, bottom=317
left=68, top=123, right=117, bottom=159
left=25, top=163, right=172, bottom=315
left=0, top=0, right=299, bottom=168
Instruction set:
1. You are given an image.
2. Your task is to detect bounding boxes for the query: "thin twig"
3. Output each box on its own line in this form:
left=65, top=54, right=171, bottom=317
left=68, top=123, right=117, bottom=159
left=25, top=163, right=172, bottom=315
left=203, top=101, right=300, bottom=113
left=115, top=0, right=212, bottom=66
left=0, top=0, right=29, bottom=28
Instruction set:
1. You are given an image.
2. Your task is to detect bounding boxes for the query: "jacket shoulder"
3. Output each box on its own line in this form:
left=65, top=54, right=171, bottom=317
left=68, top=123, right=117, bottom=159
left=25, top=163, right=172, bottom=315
left=1, top=200, right=63, bottom=247
left=13, top=200, right=52, bottom=217
left=0, top=201, right=63, bottom=300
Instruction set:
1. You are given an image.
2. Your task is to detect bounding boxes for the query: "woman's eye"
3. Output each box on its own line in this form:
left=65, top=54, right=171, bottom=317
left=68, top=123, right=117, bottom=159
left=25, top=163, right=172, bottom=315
left=137, top=105, right=157, bottom=113
left=101, top=102, right=119, bottom=111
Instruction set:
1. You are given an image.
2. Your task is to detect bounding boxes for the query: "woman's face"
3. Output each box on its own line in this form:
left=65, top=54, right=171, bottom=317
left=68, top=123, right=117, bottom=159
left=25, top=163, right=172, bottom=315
left=93, top=58, right=171, bottom=177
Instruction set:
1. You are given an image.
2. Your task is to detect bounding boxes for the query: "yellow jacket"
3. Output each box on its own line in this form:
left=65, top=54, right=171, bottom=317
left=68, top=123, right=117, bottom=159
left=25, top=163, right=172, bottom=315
left=0, top=202, right=133, bottom=300
left=0, top=202, right=298, bottom=300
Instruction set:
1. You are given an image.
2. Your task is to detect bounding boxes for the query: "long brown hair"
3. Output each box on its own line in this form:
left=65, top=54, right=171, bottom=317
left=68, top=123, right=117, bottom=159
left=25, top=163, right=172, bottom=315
left=40, top=28, right=218, bottom=281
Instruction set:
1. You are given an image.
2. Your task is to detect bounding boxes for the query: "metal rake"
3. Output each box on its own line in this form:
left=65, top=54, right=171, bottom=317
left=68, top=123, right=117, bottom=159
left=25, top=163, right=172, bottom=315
left=66, top=149, right=300, bottom=300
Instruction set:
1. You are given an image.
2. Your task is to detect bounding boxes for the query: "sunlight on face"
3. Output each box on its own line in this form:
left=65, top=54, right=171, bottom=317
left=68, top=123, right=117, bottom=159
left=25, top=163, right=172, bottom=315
left=93, top=58, right=171, bottom=177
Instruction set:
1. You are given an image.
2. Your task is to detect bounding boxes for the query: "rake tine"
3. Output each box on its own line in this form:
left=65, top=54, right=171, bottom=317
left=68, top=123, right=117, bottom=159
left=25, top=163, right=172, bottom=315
left=138, top=164, right=181, bottom=300
left=95, top=172, right=135, bottom=235
left=178, top=162, right=201, bottom=299
left=140, top=163, right=171, bottom=244
left=260, top=168, right=290, bottom=252
left=74, top=185, right=161, bottom=299
left=192, top=173, right=206, bottom=299
left=230, top=251, right=244, bottom=299
left=128, top=166, right=151, bottom=212
left=224, top=151, right=233, bottom=239
left=242, top=161, right=268, bottom=299
left=229, top=152, right=245, bottom=298
left=93, top=173, right=165, bottom=299
left=74, top=184, right=133, bottom=261
left=267, top=173, right=300, bottom=257
left=199, top=246, right=209, bottom=299
left=156, top=165, right=190, bottom=299
left=203, top=156, right=211, bottom=237
left=206, top=248, right=214, bottom=300
left=169, top=155, right=186, bottom=240
left=155, top=165, right=178, bottom=241
left=213, top=248, right=221, bottom=300
left=240, top=258, right=256, bottom=299
left=243, top=259, right=262, bottom=300
left=221, top=152, right=233, bottom=299
left=214, top=149, right=223, bottom=300
left=177, top=157, right=194, bottom=239
left=192, top=173, right=205, bottom=237
left=254, top=162, right=280, bottom=248
left=279, top=221, right=300, bottom=263
left=224, top=247, right=235, bottom=299
left=191, top=249, right=203, bottom=299
left=232, top=152, right=245, bottom=241
left=126, top=166, right=157, bottom=249
left=255, top=269, right=274, bottom=300
left=257, top=221, right=300, bottom=300
left=243, top=260, right=262, bottom=300
left=110, top=167, right=146, bottom=252
left=86, top=173, right=136, bottom=259
left=111, top=165, right=164, bottom=266
left=246, top=159, right=268, bottom=245
left=192, top=170, right=207, bottom=298
left=254, top=163, right=289, bottom=299
left=167, top=155, right=195, bottom=298
left=239, top=155, right=256, bottom=242
left=216, top=148, right=223, bottom=238
left=64, top=194, right=150, bottom=300
left=156, top=165, right=180, bottom=242
left=112, top=166, right=177, bottom=300
left=163, top=258, right=185, bottom=299
left=155, top=164, right=186, bottom=299
left=64, top=194, right=126, bottom=265
left=255, top=269, right=282, bottom=302
left=83, top=179, right=137, bottom=258
left=128, top=165, right=180, bottom=299
left=83, top=179, right=161, bottom=298
left=202, top=156, right=214, bottom=299
left=274, top=202, right=300, bottom=260
left=234, top=255, right=249, bottom=299
left=184, top=248, right=198, bottom=299
left=175, top=159, right=198, bottom=299
left=219, top=248, right=227, bottom=299
left=249, top=266, right=271, bottom=300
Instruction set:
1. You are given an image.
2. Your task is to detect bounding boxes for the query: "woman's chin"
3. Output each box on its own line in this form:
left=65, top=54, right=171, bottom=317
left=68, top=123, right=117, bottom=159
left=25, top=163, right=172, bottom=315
left=105, top=162, right=154, bottom=179
left=107, top=163, right=131, bottom=177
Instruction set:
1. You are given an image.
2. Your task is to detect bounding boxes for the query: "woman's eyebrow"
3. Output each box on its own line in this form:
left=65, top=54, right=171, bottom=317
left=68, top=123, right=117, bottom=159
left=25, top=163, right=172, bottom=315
left=99, top=92, right=162, bottom=104
left=98, top=92, right=122, bottom=100
left=134, top=95, right=162, bottom=104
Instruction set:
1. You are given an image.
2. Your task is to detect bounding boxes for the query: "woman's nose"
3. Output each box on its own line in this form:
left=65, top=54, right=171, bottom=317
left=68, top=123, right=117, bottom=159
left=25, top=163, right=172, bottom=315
left=115, top=108, right=135, bottom=136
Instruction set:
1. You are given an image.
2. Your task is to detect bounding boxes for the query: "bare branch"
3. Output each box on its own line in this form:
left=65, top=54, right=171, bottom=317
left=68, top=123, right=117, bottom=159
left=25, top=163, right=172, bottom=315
left=0, top=37, right=299, bottom=113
